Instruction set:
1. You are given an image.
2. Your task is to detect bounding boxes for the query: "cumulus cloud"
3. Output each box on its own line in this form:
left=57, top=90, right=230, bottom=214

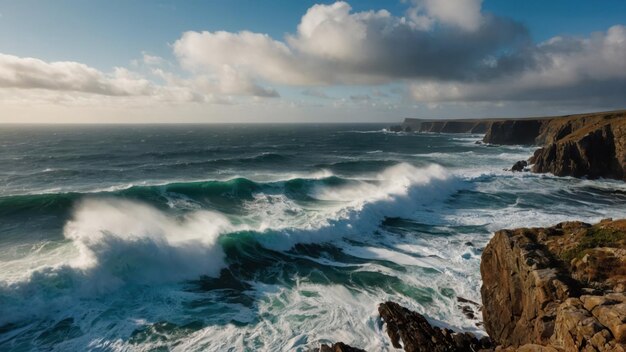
left=1, top=1, right=624, bottom=112
left=410, top=25, right=626, bottom=104
left=0, top=54, right=154, bottom=96
left=171, top=1, right=624, bottom=107
left=408, top=0, right=484, bottom=31
left=173, top=1, right=527, bottom=86
left=0, top=52, right=277, bottom=106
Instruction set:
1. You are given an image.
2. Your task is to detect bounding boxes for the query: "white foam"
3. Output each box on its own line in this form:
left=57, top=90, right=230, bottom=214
left=255, top=163, right=464, bottom=250
left=2, top=199, right=232, bottom=301
left=65, top=199, right=230, bottom=289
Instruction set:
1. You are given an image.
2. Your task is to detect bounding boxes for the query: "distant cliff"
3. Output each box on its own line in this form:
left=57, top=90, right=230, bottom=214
left=390, top=110, right=626, bottom=181
left=390, top=118, right=495, bottom=134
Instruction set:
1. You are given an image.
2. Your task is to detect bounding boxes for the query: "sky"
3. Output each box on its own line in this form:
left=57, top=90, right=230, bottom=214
left=0, top=0, right=625, bottom=123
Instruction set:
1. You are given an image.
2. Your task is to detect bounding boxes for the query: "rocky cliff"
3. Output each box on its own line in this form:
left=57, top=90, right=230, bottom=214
left=529, top=111, right=626, bottom=180
left=390, top=118, right=497, bottom=133
left=482, top=119, right=544, bottom=145
left=319, top=219, right=626, bottom=351
left=391, top=110, right=626, bottom=181
left=480, top=219, right=626, bottom=351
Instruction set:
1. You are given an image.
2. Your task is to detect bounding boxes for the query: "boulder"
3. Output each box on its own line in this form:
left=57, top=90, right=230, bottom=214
left=378, top=301, right=492, bottom=352
left=511, top=160, right=528, bottom=172
left=314, top=342, right=366, bottom=352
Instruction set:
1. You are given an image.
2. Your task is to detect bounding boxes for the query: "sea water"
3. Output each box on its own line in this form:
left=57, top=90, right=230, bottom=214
left=0, top=124, right=624, bottom=351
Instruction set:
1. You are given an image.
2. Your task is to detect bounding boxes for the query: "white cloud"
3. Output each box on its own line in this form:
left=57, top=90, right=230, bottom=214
left=410, top=25, right=626, bottom=104
left=0, top=54, right=154, bottom=96
left=0, top=1, right=624, bottom=118
left=410, top=0, right=484, bottom=32
left=173, top=1, right=526, bottom=88
left=142, top=52, right=165, bottom=66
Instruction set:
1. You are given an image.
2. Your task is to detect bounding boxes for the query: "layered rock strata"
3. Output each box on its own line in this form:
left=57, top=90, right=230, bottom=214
left=481, top=219, right=626, bottom=351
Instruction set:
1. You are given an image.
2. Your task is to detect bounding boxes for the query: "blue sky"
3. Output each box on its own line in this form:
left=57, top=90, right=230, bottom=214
left=0, top=0, right=625, bottom=123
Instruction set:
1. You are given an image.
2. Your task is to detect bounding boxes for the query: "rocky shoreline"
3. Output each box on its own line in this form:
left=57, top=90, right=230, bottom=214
left=312, top=219, right=626, bottom=351
left=389, top=110, right=626, bottom=181
left=309, top=112, right=626, bottom=351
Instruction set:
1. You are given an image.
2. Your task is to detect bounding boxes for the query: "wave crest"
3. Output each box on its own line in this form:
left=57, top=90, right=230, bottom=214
left=64, top=199, right=229, bottom=290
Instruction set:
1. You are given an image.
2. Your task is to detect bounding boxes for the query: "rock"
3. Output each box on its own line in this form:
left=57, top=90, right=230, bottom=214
left=480, top=219, right=626, bottom=351
left=483, top=120, right=544, bottom=145
left=530, top=120, right=625, bottom=180
left=456, top=296, right=481, bottom=321
left=314, top=342, right=366, bottom=352
left=391, top=118, right=497, bottom=134
left=378, top=301, right=493, bottom=352
left=511, top=160, right=528, bottom=172
left=480, top=228, right=574, bottom=346
left=391, top=110, right=626, bottom=181
left=529, top=110, right=625, bottom=180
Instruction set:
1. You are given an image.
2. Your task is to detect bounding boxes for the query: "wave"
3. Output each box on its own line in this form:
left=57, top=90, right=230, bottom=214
left=0, top=162, right=468, bottom=335
left=253, top=163, right=464, bottom=250
left=0, top=199, right=234, bottom=326
left=0, top=162, right=462, bottom=279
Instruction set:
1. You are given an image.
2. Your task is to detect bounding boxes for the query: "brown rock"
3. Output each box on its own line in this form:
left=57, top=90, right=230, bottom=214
left=316, top=342, right=366, bottom=352
left=481, top=219, right=626, bottom=351
left=378, top=301, right=493, bottom=352
left=483, top=120, right=543, bottom=145
left=480, top=228, right=575, bottom=346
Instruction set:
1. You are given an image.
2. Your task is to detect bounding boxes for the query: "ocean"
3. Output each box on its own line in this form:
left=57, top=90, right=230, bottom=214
left=1, top=124, right=625, bottom=351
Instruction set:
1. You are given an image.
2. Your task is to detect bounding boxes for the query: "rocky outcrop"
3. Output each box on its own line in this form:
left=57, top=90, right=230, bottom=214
left=378, top=301, right=493, bottom=352
left=481, top=219, right=626, bottom=351
left=391, top=110, right=626, bottom=181
left=482, top=119, right=544, bottom=145
left=370, top=220, right=626, bottom=352
left=390, top=118, right=497, bottom=133
left=511, top=160, right=528, bottom=172
left=419, top=120, right=493, bottom=134
left=529, top=112, right=626, bottom=180
left=311, top=342, right=366, bottom=352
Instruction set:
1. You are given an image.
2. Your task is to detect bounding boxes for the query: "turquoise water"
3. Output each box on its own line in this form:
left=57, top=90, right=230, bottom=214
left=0, top=124, right=625, bottom=351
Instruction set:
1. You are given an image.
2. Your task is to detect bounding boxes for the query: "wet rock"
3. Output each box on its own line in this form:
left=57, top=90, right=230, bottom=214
left=378, top=301, right=493, bottom=352
left=511, top=160, right=528, bottom=172
left=456, top=296, right=481, bottom=321
left=314, top=342, right=366, bottom=352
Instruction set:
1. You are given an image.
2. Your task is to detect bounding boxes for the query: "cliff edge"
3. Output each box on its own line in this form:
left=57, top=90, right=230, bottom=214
left=391, top=110, right=626, bottom=181
left=529, top=111, right=626, bottom=180
left=481, top=219, right=626, bottom=351
left=373, top=219, right=626, bottom=352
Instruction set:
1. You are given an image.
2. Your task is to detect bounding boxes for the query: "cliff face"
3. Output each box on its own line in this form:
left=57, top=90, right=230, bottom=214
left=370, top=219, right=626, bottom=351
left=391, top=110, right=626, bottom=181
left=481, top=219, right=626, bottom=351
left=419, top=120, right=492, bottom=134
left=482, top=119, right=544, bottom=145
left=391, top=118, right=496, bottom=133
left=530, top=112, right=626, bottom=180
